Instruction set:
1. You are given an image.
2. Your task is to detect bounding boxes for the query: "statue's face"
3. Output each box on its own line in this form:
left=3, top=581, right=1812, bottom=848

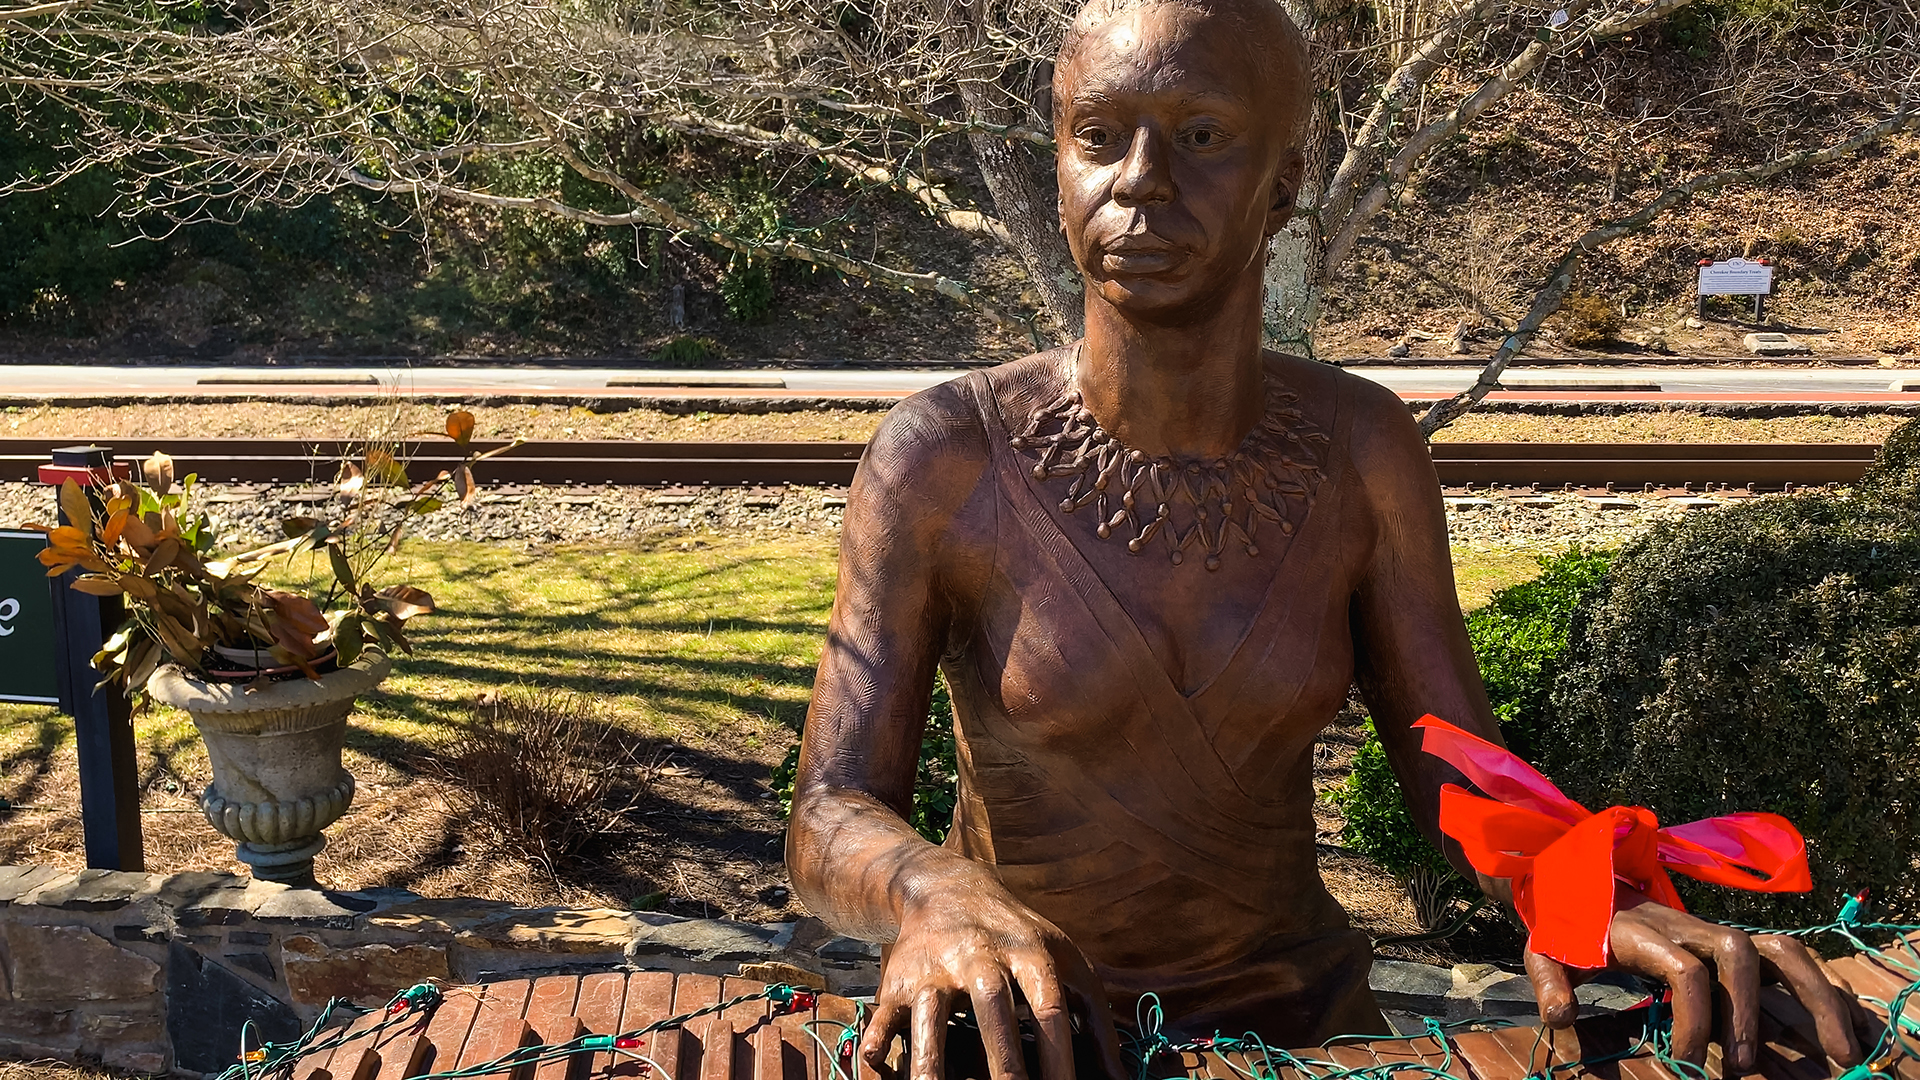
left=1055, top=2, right=1304, bottom=323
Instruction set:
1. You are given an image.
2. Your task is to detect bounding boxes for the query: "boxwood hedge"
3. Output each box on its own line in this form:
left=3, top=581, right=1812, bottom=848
left=1541, top=419, right=1920, bottom=926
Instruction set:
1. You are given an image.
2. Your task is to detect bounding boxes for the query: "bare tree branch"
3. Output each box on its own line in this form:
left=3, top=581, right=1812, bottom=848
left=0, top=0, right=90, bottom=19
left=1325, top=30, right=1559, bottom=272
left=656, top=112, right=1016, bottom=248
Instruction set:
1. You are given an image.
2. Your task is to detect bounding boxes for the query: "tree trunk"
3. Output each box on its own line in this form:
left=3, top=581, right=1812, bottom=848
left=1262, top=0, right=1340, bottom=358
left=959, top=79, right=1084, bottom=346
left=1263, top=223, right=1323, bottom=358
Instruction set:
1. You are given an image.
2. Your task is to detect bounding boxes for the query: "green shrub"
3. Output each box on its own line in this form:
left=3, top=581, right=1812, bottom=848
left=720, top=258, right=774, bottom=323
left=654, top=335, right=717, bottom=366
left=0, top=106, right=162, bottom=323
left=1543, top=419, right=1920, bottom=926
left=1555, top=290, right=1624, bottom=347
left=1329, top=718, right=1453, bottom=880
left=1467, top=546, right=1616, bottom=760
left=1329, top=548, right=1616, bottom=919
left=772, top=675, right=959, bottom=845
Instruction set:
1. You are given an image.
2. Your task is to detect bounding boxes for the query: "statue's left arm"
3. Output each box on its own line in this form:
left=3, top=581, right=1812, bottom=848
left=1342, top=378, right=1861, bottom=1071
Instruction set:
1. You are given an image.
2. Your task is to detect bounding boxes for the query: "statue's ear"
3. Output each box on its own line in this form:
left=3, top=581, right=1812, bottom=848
left=1266, top=147, right=1307, bottom=237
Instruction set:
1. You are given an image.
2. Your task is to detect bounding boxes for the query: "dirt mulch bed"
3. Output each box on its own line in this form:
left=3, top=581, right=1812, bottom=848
left=0, top=710, right=796, bottom=922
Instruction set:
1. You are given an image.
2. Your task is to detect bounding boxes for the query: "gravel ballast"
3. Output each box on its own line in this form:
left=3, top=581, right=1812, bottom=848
left=0, top=481, right=1717, bottom=550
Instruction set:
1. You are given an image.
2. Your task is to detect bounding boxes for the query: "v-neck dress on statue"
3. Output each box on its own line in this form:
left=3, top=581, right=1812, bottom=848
left=938, top=367, right=1386, bottom=1044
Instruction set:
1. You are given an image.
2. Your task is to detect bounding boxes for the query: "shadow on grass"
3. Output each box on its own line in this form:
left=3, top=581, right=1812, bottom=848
left=0, top=709, right=73, bottom=810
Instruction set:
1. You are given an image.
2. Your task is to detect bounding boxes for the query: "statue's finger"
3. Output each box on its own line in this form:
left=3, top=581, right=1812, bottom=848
left=1755, top=935, right=1862, bottom=1067
left=1060, top=971, right=1126, bottom=1080
left=861, top=994, right=909, bottom=1080
left=1008, top=956, right=1076, bottom=1080
left=1634, top=907, right=1761, bottom=1071
left=1609, top=916, right=1715, bottom=1067
left=908, top=988, right=953, bottom=1080
left=969, top=967, right=1032, bottom=1080
left=1523, top=949, right=1579, bottom=1028
left=1813, top=957, right=1882, bottom=1050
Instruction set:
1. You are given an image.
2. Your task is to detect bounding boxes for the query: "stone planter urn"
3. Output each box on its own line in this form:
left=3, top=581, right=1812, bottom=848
left=147, top=649, right=390, bottom=887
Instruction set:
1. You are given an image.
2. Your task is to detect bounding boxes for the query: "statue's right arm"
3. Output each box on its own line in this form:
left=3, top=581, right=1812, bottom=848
left=786, top=382, right=1124, bottom=1080
left=785, top=382, right=982, bottom=943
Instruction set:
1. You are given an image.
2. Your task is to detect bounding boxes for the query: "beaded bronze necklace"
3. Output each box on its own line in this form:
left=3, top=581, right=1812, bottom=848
left=1008, top=359, right=1330, bottom=570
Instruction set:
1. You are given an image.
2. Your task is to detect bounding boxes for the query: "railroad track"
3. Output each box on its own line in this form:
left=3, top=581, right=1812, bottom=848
left=0, top=438, right=1881, bottom=489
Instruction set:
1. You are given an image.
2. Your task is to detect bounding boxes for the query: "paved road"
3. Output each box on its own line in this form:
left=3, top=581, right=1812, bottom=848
left=0, top=363, right=1913, bottom=401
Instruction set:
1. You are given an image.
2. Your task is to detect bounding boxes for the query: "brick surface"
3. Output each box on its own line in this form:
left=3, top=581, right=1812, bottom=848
left=524, top=975, right=584, bottom=1080
left=768, top=998, right=819, bottom=1080
left=813, top=994, right=873, bottom=1080
left=621, top=971, right=679, bottom=1080
left=365, top=1007, right=436, bottom=1080
left=675, top=974, right=725, bottom=1080
left=571, top=972, right=629, bottom=1079
left=297, top=1007, right=390, bottom=1080
left=455, top=980, right=534, bottom=1077
left=696, top=1017, right=735, bottom=1080
left=413, top=983, right=487, bottom=1077
left=1450, top=1030, right=1528, bottom=1080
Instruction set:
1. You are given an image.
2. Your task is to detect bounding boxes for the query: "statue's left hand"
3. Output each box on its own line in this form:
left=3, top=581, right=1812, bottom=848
left=1521, top=888, right=1863, bottom=1070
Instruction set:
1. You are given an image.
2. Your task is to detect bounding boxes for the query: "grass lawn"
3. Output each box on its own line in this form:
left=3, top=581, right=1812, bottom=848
left=0, top=535, right=1550, bottom=930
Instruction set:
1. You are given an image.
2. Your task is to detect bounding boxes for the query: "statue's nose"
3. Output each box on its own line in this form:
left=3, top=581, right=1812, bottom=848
left=1112, top=126, right=1174, bottom=206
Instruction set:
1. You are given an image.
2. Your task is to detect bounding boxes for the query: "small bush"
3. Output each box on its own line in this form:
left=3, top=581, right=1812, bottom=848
left=1555, top=290, right=1625, bottom=347
left=720, top=258, right=775, bottom=323
left=427, top=686, right=638, bottom=873
left=773, top=675, right=959, bottom=844
left=1543, top=419, right=1920, bottom=926
left=1467, top=546, right=1616, bottom=760
left=1329, top=548, right=1615, bottom=924
left=654, top=335, right=717, bottom=367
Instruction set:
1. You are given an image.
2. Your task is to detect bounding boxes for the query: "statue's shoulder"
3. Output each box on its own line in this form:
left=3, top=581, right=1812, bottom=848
left=1263, top=352, right=1428, bottom=482
left=1265, top=352, right=1417, bottom=441
left=856, top=348, right=1068, bottom=509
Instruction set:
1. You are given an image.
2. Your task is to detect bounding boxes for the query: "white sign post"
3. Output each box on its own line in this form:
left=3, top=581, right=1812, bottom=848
left=1697, top=257, right=1774, bottom=321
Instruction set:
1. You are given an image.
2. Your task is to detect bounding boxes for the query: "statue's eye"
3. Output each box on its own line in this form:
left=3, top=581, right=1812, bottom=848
left=1081, top=128, right=1112, bottom=149
left=1187, top=127, right=1221, bottom=147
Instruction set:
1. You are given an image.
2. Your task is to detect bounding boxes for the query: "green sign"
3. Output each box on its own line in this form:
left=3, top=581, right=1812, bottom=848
left=0, top=531, right=58, bottom=705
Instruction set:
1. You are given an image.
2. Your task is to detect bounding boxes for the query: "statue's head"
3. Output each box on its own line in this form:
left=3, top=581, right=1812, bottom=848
left=1053, top=0, right=1310, bottom=323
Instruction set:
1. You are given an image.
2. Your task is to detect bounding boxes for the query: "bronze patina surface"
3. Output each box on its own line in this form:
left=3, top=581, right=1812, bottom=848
left=785, top=1, right=1865, bottom=1077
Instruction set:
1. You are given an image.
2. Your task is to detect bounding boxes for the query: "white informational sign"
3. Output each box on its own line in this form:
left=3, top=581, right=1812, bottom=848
left=1698, top=258, right=1774, bottom=296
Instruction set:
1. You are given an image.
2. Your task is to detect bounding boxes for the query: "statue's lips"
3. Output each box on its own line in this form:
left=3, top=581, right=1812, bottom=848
left=1099, top=236, right=1186, bottom=276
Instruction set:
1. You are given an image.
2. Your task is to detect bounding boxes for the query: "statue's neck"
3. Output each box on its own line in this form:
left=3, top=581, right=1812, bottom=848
left=1075, top=272, right=1268, bottom=460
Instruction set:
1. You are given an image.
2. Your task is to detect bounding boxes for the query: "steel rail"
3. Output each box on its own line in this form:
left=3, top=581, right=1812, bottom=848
left=0, top=438, right=1880, bottom=488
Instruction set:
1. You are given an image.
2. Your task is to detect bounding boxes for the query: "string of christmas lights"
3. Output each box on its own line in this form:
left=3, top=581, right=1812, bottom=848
left=226, top=904, right=1918, bottom=1080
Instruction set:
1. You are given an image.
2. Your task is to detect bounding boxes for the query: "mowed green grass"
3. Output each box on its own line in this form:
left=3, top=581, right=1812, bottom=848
left=308, top=538, right=841, bottom=751
left=0, top=537, right=1547, bottom=788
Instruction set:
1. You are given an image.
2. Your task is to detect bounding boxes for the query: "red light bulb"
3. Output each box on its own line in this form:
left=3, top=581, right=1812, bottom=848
left=614, top=1037, right=645, bottom=1050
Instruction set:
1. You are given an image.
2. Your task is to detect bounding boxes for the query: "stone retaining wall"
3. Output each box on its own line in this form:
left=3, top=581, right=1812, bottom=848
left=0, top=866, right=881, bottom=1076
left=0, top=865, right=1641, bottom=1077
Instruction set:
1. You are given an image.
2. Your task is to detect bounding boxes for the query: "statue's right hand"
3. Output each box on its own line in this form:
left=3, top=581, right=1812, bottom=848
left=859, top=876, right=1126, bottom=1080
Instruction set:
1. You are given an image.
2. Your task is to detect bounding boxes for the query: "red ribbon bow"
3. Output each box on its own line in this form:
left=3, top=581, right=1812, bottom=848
left=1414, top=715, right=1812, bottom=969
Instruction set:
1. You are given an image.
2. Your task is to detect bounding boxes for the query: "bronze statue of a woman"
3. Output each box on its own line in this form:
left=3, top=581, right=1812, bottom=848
left=785, top=0, right=1865, bottom=1076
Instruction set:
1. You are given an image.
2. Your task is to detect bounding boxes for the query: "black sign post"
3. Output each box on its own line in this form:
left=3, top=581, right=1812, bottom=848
left=39, top=446, right=144, bottom=871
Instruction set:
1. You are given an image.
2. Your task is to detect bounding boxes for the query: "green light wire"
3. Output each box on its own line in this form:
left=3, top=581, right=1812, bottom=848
left=238, top=907, right=1920, bottom=1080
